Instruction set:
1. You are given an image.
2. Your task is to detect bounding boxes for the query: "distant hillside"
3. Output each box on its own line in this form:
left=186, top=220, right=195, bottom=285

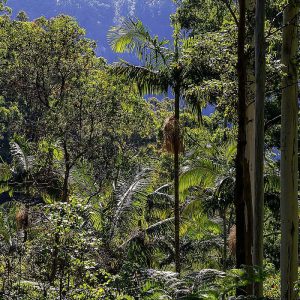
left=8, top=0, right=175, bottom=61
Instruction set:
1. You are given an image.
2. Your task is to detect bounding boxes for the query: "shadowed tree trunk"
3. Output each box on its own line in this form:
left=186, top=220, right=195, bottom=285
left=253, top=0, right=266, bottom=296
left=235, top=0, right=253, bottom=295
left=236, top=0, right=247, bottom=269
left=280, top=1, right=299, bottom=299
left=244, top=2, right=255, bottom=290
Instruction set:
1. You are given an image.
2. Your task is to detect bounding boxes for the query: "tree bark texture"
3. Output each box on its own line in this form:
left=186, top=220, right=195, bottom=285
left=280, top=1, right=299, bottom=299
left=253, top=0, right=266, bottom=296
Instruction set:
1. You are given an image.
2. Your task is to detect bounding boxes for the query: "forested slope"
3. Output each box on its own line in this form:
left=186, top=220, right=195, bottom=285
left=0, top=0, right=299, bottom=299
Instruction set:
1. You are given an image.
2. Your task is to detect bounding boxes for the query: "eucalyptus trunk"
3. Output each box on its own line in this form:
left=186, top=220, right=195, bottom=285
left=244, top=0, right=255, bottom=283
left=253, top=0, right=266, bottom=296
left=236, top=0, right=247, bottom=271
left=280, top=1, right=299, bottom=299
left=235, top=0, right=253, bottom=295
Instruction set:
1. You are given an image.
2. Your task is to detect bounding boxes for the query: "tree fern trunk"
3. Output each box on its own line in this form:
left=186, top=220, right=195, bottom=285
left=280, top=1, right=299, bottom=299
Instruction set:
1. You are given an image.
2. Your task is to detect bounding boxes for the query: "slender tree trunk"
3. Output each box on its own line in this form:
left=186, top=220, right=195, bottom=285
left=280, top=1, right=299, bottom=299
left=62, top=166, right=70, bottom=202
left=244, top=2, right=255, bottom=291
left=62, top=140, right=70, bottom=202
left=222, top=209, right=227, bottom=271
left=235, top=0, right=250, bottom=295
left=174, top=81, right=180, bottom=274
left=51, top=140, right=70, bottom=283
left=173, top=27, right=181, bottom=275
left=253, top=0, right=266, bottom=296
left=49, top=232, right=60, bottom=284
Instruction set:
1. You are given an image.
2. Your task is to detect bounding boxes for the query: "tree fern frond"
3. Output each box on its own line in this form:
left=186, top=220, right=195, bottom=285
left=110, top=168, right=152, bottom=238
left=89, top=210, right=102, bottom=231
left=147, top=184, right=174, bottom=210
left=224, top=142, right=237, bottom=163
left=180, top=160, right=220, bottom=194
left=10, top=142, right=31, bottom=173
left=146, top=217, right=174, bottom=237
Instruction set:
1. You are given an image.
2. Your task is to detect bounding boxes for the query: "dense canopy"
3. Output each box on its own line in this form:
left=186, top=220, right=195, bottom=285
left=0, top=0, right=299, bottom=299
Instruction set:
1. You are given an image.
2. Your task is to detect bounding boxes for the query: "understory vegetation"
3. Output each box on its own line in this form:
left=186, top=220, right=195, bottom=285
left=0, top=0, right=299, bottom=299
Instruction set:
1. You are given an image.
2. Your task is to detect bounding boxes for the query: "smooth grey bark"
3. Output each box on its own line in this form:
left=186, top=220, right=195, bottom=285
left=253, top=0, right=266, bottom=296
left=280, top=1, right=299, bottom=299
left=236, top=0, right=256, bottom=295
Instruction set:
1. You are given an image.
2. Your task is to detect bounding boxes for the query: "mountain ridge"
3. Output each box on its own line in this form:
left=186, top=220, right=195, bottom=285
left=8, top=0, right=175, bottom=61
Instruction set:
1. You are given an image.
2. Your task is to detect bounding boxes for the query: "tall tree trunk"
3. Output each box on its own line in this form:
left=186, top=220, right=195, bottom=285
left=253, top=0, right=266, bottom=296
left=173, top=26, right=181, bottom=274
left=62, top=165, right=70, bottom=202
left=174, top=79, right=180, bottom=274
left=235, top=0, right=253, bottom=295
left=245, top=0, right=255, bottom=279
left=280, top=1, right=299, bottom=299
left=236, top=0, right=247, bottom=270
left=222, top=209, right=227, bottom=271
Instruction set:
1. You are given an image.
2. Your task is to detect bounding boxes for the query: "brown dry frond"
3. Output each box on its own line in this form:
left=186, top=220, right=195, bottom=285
left=16, top=206, right=29, bottom=230
left=228, top=225, right=236, bottom=256
left=162, top=116, right=184, bottom=154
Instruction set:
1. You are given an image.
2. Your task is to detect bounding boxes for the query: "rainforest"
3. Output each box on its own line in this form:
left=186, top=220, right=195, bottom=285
left=0, top=0, right=299, bottom=299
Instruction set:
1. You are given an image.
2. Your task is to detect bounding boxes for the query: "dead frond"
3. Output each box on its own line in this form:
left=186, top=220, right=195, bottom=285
left=163, top=116, right=184, bottom=154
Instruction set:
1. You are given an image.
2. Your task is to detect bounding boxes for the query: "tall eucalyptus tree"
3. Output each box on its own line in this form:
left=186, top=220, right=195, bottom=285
left=253, top=0, right=266, bottom=296
left=280, top=1, right=299, bottom=298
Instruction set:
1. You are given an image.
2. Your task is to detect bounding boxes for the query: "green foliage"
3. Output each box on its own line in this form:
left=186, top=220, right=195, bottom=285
left=0, top=0, right=288, bottom=298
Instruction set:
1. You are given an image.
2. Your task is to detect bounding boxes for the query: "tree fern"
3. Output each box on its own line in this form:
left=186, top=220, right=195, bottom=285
left=110, top=168, right=152, bottom=238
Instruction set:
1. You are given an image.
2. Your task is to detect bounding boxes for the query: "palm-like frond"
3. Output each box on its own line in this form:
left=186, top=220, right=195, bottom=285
left=120, top=217, right=174, bottom=249
left=10, top=142, right=31, bottom=173
left=112, top=60, right=170, bottom=95
left=146, top=217, right=174, bottom=237
left=179, top=160, right=220, bottom=194
left=108, top=18, right=170, bottom=66
left=201, top=176, right=235, bottom=215
left=147, top=183, right=173, bottom=211
left=110, top=168, right=152, bottom=238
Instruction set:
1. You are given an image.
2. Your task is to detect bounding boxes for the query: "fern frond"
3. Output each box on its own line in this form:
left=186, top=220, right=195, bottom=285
left=180, top=160, right=220, bottom=194
left=10, top=142, right=29, bottom=173
left=110, top=168, right=152, bottom=238
left=147, top=184, right=173, bottom=210
left=89, top=210, right=102, bottom=231
left=146, top=217, right=174, bottom=237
